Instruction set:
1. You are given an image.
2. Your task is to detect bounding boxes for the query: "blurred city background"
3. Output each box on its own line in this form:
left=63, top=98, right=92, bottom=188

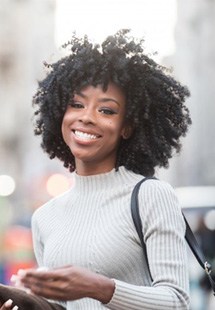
left=0, top=0, right=214, bottom=309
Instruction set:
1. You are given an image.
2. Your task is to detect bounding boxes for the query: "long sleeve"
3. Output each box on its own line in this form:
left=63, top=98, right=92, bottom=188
left=106, top=180, right=189, bottom=309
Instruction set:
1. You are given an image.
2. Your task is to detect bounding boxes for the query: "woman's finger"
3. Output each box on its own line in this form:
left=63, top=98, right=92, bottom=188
left=4, top=299, right=13, bottom=308
left=0, top=299, right=18, bottom=310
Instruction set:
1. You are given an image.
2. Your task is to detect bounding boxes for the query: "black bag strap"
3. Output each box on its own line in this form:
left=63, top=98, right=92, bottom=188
left=131, top=177, right=215, bottom=296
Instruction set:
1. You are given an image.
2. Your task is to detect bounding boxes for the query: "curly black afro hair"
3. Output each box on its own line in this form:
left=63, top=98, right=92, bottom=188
left=33, top=29, right=191, bottom=176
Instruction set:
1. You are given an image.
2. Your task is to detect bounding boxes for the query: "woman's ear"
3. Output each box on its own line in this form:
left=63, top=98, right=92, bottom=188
left=121, top=122, right=134, bottom=140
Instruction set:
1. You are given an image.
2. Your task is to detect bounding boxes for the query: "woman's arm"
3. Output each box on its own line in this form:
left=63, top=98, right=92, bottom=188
left=18, top=265, right=115, bottom=303
left=106, top=180, right=190, bottom=309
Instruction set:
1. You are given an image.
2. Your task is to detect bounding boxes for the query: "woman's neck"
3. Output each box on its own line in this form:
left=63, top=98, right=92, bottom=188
left=75, top=160, right=116, bottom=176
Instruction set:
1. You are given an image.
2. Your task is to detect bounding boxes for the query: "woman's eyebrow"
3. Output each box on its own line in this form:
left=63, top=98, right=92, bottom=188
left=74, top=92, right=120, bottom=106
left=74, top=91, right=85, bottom=98
left=98, top=98, right=120, bottom=106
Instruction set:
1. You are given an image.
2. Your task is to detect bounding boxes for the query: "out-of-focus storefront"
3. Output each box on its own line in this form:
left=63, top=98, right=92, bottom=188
left=0, top=225, right=35, bottom=284
left=0, top=172, right=72, bottom=285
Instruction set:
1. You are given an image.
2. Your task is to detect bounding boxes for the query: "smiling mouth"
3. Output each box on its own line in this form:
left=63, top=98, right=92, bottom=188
left=73, top=130, right=101, bottom=140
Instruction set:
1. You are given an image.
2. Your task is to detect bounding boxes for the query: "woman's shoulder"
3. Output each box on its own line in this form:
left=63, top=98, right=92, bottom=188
left=137, top=178, right=186, bottom=240
left=32, top=187, right=73, bottom=220
left=138, top=177, right=177, bottom=196
left=137, top=177, right=180, bottom=214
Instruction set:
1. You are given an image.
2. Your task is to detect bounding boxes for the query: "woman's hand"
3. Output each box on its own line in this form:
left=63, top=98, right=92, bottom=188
left=0, top=299, right=18, bottom=310
left=19, top=265, right=115, bottom=304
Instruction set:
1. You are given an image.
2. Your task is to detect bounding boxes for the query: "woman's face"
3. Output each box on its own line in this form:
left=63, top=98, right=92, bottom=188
left=61, top=82, right=128, bottom=175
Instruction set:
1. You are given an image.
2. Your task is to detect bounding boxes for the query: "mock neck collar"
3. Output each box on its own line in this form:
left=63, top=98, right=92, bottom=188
left=71, top=166, right=141, bottom=192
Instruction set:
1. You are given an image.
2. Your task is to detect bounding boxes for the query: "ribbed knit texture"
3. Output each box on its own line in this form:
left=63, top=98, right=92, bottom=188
left=31, top=166, right=189, bottom=309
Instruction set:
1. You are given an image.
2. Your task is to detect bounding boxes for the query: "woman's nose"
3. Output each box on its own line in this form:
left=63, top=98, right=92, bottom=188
left=79, top=107, right=96, bottom=124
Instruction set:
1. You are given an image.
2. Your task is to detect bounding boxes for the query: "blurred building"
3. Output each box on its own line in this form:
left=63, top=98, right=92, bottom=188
left=160, top=0, right=215, bottom=186
left=0, top=0, right=57, bottom=283
left=0, top=0, right=56, bottom=215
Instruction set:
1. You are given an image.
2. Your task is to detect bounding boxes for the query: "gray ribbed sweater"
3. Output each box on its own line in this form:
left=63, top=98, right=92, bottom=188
left=31, top=166, right=190, bottom=309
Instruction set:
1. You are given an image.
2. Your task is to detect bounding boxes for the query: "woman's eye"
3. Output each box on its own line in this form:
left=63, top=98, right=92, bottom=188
left=99, top=108, right=116, bottom=115
left=69, top=101, right=84, bottom=109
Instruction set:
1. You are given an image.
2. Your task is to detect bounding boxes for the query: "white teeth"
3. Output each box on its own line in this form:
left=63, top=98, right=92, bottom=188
left=74, top=130, right=98, bottom=140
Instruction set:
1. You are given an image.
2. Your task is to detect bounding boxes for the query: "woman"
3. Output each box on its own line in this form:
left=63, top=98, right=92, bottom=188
left=0, top=29, right=191, bottom=309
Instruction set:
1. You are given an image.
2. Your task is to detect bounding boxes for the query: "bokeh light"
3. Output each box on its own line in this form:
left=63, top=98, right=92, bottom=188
left=204, top=210, right=215, bottom=231
left=46, top=173, right=70, bottom=197
left=0, top=175, right=16, bottom=196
